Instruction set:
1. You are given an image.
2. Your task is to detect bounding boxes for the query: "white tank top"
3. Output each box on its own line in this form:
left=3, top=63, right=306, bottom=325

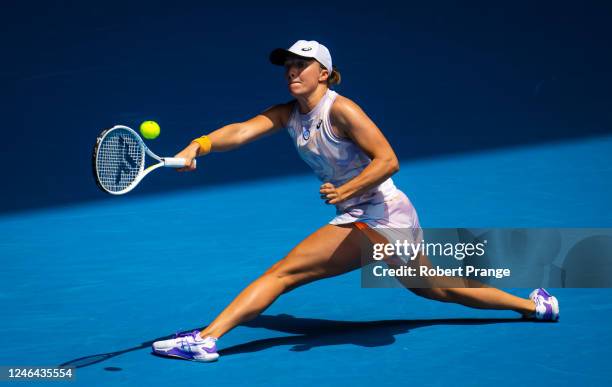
left=286, top=89, right=398, bottom=211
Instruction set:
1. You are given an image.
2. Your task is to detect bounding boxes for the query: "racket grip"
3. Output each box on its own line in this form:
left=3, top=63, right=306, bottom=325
left=163, top=157, right=197, bottom=168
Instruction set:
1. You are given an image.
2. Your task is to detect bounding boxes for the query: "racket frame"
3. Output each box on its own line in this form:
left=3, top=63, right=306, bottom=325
left=92, top=125, right=195, bottom=195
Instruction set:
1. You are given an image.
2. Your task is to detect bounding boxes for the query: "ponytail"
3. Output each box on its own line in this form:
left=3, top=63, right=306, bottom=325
left=327, top=65, right=341, bottom=87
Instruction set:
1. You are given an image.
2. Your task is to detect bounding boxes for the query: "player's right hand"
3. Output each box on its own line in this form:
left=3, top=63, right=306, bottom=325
left=174, top=142, right=199, bottom=172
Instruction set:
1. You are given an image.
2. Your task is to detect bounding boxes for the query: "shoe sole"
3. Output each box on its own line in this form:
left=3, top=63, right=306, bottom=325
left=153, top=348, right=219, bottom=362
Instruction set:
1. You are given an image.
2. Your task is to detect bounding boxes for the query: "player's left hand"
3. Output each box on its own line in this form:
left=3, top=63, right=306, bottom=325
left=320, top=183, right=348, bottom=205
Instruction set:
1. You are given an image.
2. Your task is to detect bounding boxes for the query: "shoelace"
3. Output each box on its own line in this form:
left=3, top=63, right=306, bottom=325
left=173, top=330, right=200, bottom=353
left=173, top=330, right=217, bottom=353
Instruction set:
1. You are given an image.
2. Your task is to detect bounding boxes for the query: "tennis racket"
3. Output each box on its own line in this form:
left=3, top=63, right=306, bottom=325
left=92, top=125, right=196, bottom=195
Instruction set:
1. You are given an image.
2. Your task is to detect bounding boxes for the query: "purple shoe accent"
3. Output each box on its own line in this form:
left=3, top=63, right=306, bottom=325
left=534, top=288, right=551, bottom=299
left=175, top=330, right=200, bottom=338
left=162, top=347, right=196, bottom=360
left=535, top=288, right=551, bottom=319
left=530, top=288, right=559, bottom=321
left=174, top=331, right=218, bottom=352
left=152, top=331, right=219, bottom=361
left=541, top=300, right=553, bottom=320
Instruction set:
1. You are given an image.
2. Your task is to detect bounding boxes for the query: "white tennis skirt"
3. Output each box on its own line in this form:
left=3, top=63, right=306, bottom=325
left=330, top=189, right=423, bottom=262
left=329, top=190, right=421, bottom=230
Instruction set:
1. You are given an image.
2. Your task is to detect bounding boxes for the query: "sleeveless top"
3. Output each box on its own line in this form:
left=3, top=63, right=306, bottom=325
left=286, top=89, right=398, bottom=211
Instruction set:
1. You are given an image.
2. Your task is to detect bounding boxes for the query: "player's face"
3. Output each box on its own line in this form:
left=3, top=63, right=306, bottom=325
left=284, top=57, right=322, bottom=96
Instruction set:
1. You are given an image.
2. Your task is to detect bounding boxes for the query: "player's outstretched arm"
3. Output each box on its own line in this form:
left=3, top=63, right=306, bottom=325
left=174, top=102, right=293, bottom=171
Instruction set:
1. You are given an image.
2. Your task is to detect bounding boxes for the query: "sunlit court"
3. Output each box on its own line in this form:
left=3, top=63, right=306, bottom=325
left=3, top=136, right=611, bottom=384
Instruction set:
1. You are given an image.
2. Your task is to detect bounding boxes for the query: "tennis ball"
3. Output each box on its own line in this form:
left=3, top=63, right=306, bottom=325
left=140, top=120, right=160, bottom=140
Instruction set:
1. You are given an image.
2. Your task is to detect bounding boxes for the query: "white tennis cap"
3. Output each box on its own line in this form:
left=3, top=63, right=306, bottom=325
left=269, top=40, right=333, bottom=73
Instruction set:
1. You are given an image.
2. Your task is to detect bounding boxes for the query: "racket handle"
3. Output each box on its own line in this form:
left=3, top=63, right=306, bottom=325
left=163, top=157, right=197, bottom=168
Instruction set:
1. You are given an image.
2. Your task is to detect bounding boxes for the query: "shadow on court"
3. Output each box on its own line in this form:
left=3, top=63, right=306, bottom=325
left=59, top=314, right=530, bottom=368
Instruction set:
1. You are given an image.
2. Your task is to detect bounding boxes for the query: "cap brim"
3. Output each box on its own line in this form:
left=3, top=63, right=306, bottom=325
left=269, top=48, right=310, bottom=66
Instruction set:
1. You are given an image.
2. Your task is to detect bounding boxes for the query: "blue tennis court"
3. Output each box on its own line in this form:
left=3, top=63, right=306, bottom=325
left=3, top=2, right=612, bottom=385
left=2, top=135, right=611, bottom=385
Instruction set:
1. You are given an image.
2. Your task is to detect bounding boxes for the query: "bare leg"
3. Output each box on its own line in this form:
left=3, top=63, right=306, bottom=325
left=357, top=224, right=536, bottom=317
left=411, top=287, right=535, bottom=316
left=200, top=224, right=363, bottom=339
left=200, top=222, right=536, bottom=340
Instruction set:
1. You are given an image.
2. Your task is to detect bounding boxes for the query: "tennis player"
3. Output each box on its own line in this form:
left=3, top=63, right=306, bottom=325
left=152, top=40, right=559, bottom=362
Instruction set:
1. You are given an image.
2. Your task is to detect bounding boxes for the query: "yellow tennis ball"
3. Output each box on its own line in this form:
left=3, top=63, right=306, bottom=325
left=140, top=120, right=160, bottom=140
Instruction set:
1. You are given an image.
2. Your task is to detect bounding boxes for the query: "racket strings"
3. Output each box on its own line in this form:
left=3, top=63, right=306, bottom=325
left=96, top=129, right=144, bottom=192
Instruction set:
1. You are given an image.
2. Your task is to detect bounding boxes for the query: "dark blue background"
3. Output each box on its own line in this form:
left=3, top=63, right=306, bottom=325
left=2, top=1, right=611, bottom=214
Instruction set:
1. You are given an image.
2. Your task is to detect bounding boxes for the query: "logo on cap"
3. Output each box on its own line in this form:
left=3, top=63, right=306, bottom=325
left=302, top=47, right=312, bottom=51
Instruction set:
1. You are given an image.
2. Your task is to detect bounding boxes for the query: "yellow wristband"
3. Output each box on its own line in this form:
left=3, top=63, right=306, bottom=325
left=192, top=135, right=212, bottom=156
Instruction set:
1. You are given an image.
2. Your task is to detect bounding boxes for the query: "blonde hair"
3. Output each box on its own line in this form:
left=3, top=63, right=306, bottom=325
left=318, top=62, right=341, bottom=87
left=327, top=65, right=341, bottom=87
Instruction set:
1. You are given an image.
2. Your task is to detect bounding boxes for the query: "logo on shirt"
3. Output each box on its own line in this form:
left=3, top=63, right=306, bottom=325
left=301, top=47, right=312, bottom=51
left=302, top=128, right=310, bottom=140
left=316, top=119, right=323, bottom=129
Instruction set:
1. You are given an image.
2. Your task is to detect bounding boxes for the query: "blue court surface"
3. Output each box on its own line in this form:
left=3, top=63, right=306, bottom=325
left=1, top=135, right=611, bottom=386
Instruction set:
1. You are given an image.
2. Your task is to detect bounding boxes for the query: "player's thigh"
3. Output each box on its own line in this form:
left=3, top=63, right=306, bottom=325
left=266, top=224, right=365, bottom=282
